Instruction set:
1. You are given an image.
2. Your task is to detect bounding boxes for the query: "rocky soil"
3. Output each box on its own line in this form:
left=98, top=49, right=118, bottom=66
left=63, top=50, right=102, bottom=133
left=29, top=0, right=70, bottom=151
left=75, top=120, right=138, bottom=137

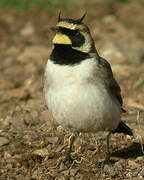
left=0, top=1, right=144, bottom=179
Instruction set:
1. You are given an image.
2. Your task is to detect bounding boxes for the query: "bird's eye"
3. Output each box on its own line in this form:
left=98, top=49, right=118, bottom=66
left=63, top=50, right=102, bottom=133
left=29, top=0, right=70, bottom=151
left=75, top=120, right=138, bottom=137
left=58, top=27, right=79, bottom=37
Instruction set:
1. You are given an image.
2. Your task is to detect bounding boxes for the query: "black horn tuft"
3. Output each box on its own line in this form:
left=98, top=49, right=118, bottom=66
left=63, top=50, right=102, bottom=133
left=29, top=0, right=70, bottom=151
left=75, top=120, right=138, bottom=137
left=77, top=12, right=87, bottom=23
left=58, top=10, right=61, bottom=22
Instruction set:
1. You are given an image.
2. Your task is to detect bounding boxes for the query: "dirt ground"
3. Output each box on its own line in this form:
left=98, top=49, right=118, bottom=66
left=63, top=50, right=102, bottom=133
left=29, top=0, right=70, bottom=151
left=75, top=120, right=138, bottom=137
left=0, top=1, right=144, bottom=179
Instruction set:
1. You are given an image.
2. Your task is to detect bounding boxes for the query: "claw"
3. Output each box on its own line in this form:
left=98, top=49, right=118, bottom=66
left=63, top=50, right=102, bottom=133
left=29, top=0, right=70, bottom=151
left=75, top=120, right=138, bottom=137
left=63, top=154, right=73, bottom=169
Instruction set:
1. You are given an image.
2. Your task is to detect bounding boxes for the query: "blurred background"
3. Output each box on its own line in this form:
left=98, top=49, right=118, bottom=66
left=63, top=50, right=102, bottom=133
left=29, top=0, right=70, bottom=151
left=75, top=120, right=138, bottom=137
left=0, top=0, right=144, bottom=179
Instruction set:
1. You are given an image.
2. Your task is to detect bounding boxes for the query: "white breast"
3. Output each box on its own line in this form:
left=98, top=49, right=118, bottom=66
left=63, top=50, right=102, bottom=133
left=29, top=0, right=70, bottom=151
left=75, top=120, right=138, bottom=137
left=44, top=58, right=121, bottom=133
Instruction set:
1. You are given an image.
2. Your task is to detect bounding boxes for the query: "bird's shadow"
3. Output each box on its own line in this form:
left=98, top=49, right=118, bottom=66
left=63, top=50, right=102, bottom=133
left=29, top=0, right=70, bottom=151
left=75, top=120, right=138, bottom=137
left=111, top=142, right=144, bottom=159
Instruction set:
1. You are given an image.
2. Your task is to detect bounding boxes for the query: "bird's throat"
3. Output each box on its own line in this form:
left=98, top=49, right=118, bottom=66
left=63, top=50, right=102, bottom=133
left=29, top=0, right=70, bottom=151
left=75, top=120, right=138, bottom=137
left=50, top=44, right=91, bottom=65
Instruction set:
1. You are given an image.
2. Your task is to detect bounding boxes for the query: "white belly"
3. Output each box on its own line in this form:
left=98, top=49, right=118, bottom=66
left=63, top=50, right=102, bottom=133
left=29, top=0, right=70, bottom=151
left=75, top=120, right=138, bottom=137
left=45, top=84, right=121, bottom=132
left=44, top=59, right=121, bottom=133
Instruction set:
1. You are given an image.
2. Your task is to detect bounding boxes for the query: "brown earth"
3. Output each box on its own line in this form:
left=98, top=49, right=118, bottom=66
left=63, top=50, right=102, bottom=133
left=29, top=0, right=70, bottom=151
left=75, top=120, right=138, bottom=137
left=0, top=1, right=144, bottom=179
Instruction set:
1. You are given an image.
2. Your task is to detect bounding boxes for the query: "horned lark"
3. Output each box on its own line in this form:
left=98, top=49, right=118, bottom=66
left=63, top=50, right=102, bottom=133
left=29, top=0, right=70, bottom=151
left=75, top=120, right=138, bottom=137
left=44, top=12, right=133, bottom=166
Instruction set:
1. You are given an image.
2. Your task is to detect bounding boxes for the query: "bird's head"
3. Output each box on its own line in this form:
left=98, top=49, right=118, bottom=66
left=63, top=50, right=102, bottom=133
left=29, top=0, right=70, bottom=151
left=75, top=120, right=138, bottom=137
left=51, top=12, right=95, bottom=53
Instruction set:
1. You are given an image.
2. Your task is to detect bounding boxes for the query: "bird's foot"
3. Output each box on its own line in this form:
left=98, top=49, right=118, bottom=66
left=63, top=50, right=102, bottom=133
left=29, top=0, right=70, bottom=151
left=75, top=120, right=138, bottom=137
left=104, top=151, right=111, bottom=164
left=64, top=154, right=73, bottom=167
left=59, top=135, right=75, bottom=170
left=60, top=154, right=73, bottom=170
left=96, top=159, right=114, bottom=169
left=59, top=155, right=73, bottom=171
left=96, top=152, right=116, bottom=168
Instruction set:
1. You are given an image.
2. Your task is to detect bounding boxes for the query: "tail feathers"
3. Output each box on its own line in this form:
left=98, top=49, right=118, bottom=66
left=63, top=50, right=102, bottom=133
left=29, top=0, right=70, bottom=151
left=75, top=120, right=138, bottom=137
left=112, top=121, right=133, bottom=136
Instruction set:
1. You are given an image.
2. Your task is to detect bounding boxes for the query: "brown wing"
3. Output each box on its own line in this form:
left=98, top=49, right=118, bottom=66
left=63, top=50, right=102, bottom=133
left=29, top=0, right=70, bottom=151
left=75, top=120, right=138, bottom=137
left=99, top=57, right=123, bottom=106
left=98, top=57, right=133, bottom=135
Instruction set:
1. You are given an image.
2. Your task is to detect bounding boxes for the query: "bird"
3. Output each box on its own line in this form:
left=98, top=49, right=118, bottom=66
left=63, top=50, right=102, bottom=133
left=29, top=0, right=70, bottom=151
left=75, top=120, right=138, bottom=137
left=43, top=12, right=133, bottom=167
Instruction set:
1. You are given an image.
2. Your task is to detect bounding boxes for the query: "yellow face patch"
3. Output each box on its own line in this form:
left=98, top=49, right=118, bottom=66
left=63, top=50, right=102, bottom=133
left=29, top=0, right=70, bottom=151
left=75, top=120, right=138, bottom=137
left=52, top=33, right=72, bottom=45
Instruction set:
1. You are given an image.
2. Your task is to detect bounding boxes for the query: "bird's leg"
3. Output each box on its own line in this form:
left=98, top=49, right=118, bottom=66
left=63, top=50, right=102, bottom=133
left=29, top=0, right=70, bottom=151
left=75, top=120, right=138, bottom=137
left=64, top=135, right=75, bottom=165
left=104, top=135, right=111, bottom=164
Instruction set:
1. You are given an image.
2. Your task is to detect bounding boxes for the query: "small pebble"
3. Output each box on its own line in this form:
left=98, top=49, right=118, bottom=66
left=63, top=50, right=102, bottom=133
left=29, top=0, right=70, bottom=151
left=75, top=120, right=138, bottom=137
left=128, top=160, right=139, bottom=170
left=0, top=137, right=9, bottom=146
left=103, top=164, right=117, bottom=177
left=15, top=174, right=25, bottom=180
left=59, top=161, right=67, bottom=171
left=139, top=167, right=144, bottom=177
left=114, top=161, right=123, bottom=170
left=136, top=156, right=143, bottom=161
left=32, top=168, right=43, bottom=179
left=33, top=148, right=49, bottom=157
left=4, top=152, right=11, bottom=159
left=46, top=136, right=59, bottom=144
